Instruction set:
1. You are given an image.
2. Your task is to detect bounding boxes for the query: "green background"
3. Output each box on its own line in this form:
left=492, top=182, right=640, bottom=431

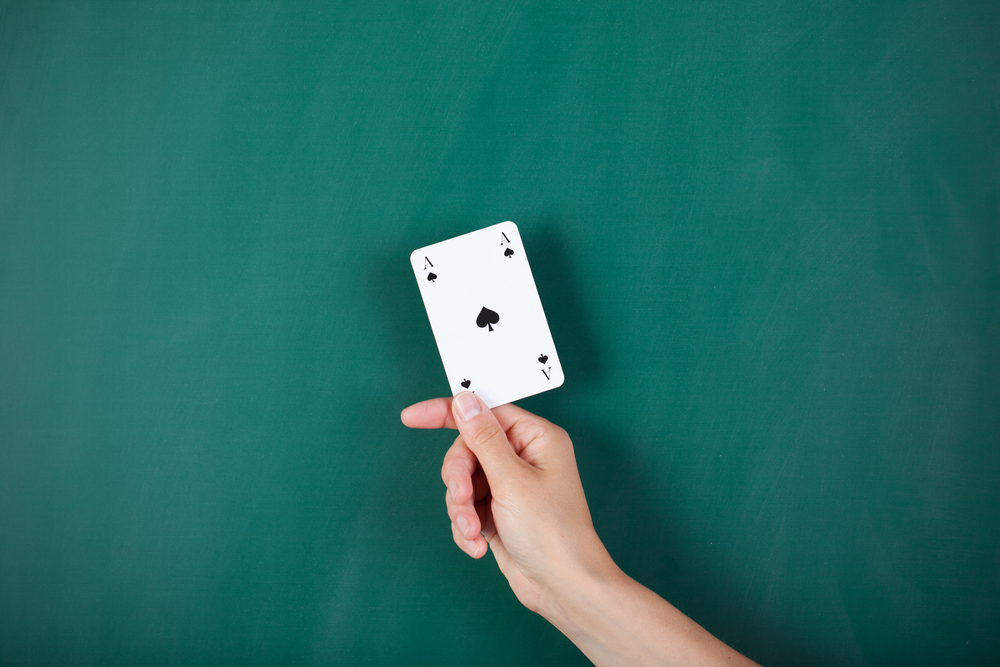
left=2, top=1, right=998, bottom=665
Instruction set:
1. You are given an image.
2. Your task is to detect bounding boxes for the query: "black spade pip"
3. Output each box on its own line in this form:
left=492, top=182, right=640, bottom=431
left=476, top=307, right=500, bottom=332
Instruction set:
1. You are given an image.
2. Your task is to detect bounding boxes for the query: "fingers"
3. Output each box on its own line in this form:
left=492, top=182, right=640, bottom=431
left=441, top=434, right=477, bottom=501
left=443, top=434, right=486, bottom=552
left=451, top=519, right=487, bottom=558
left=446, top=488, right=479, bottom=537
left=442, top=455, right=493, bottom=561
left=401, top=397, right=545, bottom=439
left=446, top=490, right=490, bottom=558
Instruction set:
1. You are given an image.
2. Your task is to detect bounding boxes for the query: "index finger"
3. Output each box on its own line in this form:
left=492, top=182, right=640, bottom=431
left=401, top=397, right=457, bottom=429
left=401, top=397, right=545, bottom=441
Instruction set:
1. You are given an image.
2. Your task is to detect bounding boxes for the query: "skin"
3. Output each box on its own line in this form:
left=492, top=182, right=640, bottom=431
left=401, top=393, right=759, bottom=667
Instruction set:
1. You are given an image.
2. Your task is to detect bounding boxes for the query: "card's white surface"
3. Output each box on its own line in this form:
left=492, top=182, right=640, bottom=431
left=410, top=222, right=564, bottom=408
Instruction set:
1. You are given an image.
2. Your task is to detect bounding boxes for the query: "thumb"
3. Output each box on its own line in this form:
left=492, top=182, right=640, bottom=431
left=451, top=392, right=523, bottom=483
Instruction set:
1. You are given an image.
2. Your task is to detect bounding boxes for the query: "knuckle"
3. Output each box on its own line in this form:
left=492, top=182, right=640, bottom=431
left=445, top=494, right=465, bottom=520
left=471, top=419, right=503, bottom=446
left=533, top=417, right=567, bottom=442
left=529, top=420, right=554, bottom=444
left=513, top=416, right=544, bottom=442
left=440, top=461, right=461, bottom=484
left=540, top=421, right=571, bottom=454
left=451, top=525, right=471, bottom=553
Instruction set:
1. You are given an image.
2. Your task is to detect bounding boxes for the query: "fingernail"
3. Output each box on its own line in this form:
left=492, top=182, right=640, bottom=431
left=448, top=480, right=458, bottom=502
left=464, top=539, right=479, bottom=555
left=456, top=515, right=469, bottom=538
left=454, top=392, right=481, bottom=422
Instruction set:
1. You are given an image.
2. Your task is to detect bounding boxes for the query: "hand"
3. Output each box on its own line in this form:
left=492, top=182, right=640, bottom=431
left=400, top=392, right=615, bottom=614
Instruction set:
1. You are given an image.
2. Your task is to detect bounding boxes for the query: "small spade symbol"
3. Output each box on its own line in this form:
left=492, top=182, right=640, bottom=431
left=426, top=272, right=437, bottom=282
left=538, top=354, right=548, bottom=364
left=504, top=248, right=514, bottom=258
left=476, top=307, right=500, bottom=332
left=461, top=379, right=471, bottom=389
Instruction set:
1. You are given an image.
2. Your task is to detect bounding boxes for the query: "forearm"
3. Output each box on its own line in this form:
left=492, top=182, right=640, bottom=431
left=540, top=556, right=758, bottom=667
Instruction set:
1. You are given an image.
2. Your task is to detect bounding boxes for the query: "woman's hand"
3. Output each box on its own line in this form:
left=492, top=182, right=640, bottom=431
left=401, top=392, right=614, bottom=613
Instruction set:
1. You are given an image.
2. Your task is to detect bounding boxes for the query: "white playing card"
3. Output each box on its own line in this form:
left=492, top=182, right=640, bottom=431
left=410, top=221, right=564, bottom=408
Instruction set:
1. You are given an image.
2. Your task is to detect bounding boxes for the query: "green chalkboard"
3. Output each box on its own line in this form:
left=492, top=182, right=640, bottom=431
left=1, top=1, right=998, bottom=665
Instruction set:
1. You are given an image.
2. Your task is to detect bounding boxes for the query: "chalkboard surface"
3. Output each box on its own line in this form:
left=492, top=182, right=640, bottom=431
left=2, top=2, right=998, bottom=665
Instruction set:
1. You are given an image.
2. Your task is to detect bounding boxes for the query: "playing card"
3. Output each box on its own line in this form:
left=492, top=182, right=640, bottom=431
left=410, top=221, right=564, bottom=408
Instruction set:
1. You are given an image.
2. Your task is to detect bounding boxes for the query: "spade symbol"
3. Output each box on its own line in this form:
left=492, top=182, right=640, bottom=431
left=476, top=307, right=500, bottom=332
left=426, top=272, right=437, bottom=282
left=504, top=248, right=514, bottom=258
left=538, top=354, right=548, bottom=364
left=461, top=379, right=471, bottom=389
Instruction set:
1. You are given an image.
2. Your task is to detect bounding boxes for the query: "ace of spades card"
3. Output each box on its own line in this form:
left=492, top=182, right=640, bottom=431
left=410, top=221, right=564, bottom=408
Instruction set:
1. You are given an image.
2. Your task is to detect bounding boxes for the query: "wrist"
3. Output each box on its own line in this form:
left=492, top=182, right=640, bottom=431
left=536, top=535, right=624, bottom=634
left=540, top=549, right=640, bottom=667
